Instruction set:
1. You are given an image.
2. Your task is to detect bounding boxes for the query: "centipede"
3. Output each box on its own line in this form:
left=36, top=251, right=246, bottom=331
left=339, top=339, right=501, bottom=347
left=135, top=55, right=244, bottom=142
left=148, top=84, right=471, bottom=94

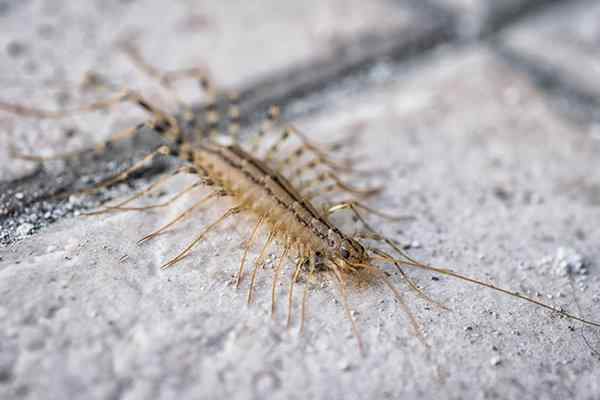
left=1, top=44, right=598, bottom=355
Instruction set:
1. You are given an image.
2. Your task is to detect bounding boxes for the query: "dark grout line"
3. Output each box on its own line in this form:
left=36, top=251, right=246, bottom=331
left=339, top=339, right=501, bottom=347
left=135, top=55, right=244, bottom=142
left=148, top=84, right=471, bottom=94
left=480, top=0, right=565, bottom=38
left=493, top=42, right=600, bottom=126
left=484, top=0, right=600, bottom=127
left=233, top=17, right=455, bottom=126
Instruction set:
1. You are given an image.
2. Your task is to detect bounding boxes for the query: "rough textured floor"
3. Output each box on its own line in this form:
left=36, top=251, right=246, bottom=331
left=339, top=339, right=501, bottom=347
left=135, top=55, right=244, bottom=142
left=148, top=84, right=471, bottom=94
left=1, top=1, right=600, bottom=399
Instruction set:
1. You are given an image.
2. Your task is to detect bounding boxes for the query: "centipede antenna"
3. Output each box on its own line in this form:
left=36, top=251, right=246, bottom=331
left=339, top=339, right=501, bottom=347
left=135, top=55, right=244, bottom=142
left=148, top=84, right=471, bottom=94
left=373, top=251, right=600, bottom=328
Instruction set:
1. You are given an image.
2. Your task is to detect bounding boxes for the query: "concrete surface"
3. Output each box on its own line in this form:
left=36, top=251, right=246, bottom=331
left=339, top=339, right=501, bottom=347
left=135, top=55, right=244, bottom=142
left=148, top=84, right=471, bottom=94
left=1, top=1, right=600, bottom=400
left=499, top=0, right=600, bottom=125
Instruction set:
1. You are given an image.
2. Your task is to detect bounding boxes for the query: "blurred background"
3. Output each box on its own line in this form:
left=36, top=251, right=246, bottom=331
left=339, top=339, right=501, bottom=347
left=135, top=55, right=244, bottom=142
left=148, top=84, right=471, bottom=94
left=1, top=1, right=599, bottom=399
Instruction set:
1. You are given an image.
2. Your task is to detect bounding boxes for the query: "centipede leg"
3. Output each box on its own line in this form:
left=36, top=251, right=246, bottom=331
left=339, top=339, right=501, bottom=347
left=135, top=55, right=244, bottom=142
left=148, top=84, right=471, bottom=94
left=359, top=263, right=428, bottom=346
left=161, top=204, right=242, bottom=269
left=299, top=255, right=316, bottom=334
left=137, top=190, right=226, bottom=244
left=249, top=105, right=280, bottom=154
left=119, top=41, right=211, bottom=106
left=120, top=42, right=242, bottom=143
left=45, top=145, right=171, bottom=202
left=197, top=86, right=240, bottom=144
left=247, top=230, right=277, bottom=305
left=327, top=201, right=414, bottom=222
left=85, top=166, right=205, bottom=215
left=287, top=255, right=305, bottom=328
left=275, top=130, right=367, bottom=176
left=300, top=172, right=382, bottom=202
left=271, top=238, right=291, bottom=318
left=236, top=214, right=267, bottom=288
left=333, top=203, right=449, bottom=311
left=263, top=127, right=292, bottom=162
left=330, top=260, right=365, bottom=356
left=4, top=89, right=182, bottom=161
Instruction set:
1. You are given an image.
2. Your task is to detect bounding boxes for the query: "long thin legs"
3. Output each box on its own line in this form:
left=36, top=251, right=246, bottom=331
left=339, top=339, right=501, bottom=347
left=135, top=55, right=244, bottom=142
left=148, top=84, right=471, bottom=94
left=137, top=190, right=225, bottom=244
left=47, top=145, right=172, bottom=200
left=330, top=260, right=365, bottom=355
left=287, top=256, right=305, bottom=328
left=247, top=230, right=277, bottom=304
left=299, top=255, right=316, bottom=334
left=161, top=205, right=242, bottom=269
left=271, top=238, right=291, bottom=318
left=84, top=166, right=207, bottom=215
left=236, top=214, right=267, bottom=288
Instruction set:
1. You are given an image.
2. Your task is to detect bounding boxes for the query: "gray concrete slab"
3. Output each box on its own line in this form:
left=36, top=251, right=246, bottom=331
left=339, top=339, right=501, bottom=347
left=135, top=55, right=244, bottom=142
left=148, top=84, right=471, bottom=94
left=1, top=43, right=599, bottom=400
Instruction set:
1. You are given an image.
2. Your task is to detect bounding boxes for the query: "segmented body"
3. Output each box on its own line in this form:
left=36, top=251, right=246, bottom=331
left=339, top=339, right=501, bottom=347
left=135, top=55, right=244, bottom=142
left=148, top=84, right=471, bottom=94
left=190, top=141, right=361, bottom=263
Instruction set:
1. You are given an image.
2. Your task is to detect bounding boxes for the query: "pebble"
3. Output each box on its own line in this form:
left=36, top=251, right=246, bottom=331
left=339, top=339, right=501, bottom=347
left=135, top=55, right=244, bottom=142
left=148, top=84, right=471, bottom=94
left=555, top=247, right=587, bottom=276
left=16, top=223, right=34, bottom=237
left=490, top=356, right=502, bottom=366
left=337, top=360, right=352, bottom=372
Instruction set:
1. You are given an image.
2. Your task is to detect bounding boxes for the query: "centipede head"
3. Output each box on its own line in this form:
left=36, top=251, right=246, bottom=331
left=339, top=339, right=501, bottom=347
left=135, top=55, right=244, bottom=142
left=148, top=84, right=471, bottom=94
left=331, top=237, right=370, bottom=272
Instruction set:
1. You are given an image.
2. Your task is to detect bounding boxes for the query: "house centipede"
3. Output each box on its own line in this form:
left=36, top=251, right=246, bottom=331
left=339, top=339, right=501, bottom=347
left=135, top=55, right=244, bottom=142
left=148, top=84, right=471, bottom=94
left=1, top=44, right=599, bottom=355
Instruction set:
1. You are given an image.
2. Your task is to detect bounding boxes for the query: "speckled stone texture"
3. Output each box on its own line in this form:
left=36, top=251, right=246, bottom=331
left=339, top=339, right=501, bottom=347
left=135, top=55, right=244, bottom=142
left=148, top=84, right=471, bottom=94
left=1, top=1, right=599, bottom=399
